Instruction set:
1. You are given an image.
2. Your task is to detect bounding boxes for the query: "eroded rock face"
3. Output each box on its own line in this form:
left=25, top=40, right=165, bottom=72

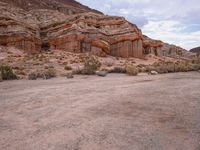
left=0, top=0, right=195, bottom=59
left=143, top=35, right=196, bottom=59
left=0, top=17, right=41, bottom=53
left=47, top=13, right=144, bottom=58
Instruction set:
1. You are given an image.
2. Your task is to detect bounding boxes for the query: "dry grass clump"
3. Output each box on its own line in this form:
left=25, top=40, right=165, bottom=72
left=137, top=64, right=148, bottom=73
left=149, top=61, right=176, bottom=74
left=81, top=55, right=101, bottom=75
left=28, top=72, right=37, bottom=80
left=145, top=60, right=200, bottom=74
left=125, top=65, right=138, bottom=76
left=0, top=64, right=17, bottom=80
left=28, top=68, right=56, bottom=80
left=43, top=68, right=56, bottom=78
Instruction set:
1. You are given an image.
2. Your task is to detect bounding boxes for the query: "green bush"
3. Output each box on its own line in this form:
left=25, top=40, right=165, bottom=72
left=81, top=56, right=101, bottom=75
left=0, top=64, right=17, bottom=80
left=126, top=65, right=138, bottom=76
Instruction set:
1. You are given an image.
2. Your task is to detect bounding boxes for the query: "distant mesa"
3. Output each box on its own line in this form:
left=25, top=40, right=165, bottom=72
left=0, top=0, right=196, bottom=59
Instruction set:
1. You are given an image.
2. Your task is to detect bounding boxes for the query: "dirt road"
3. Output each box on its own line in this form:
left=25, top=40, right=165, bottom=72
left=0, top=72, right=200, bottom=150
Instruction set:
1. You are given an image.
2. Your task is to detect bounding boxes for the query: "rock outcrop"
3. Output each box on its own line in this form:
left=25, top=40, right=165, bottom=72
left=190, top=47, right=200, bottom=57
left=47, top=13, right=144, bottom=58
left=143, top=35, right=196, bottom=59
left=0, top=0, right=196, bottom=59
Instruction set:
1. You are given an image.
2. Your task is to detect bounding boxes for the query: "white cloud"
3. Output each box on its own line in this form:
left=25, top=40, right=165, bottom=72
left=142, top=20, right=200, bottom=50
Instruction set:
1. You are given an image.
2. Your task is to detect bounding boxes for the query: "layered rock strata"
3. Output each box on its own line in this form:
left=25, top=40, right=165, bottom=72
left=0, top=0, right=195, bottom=59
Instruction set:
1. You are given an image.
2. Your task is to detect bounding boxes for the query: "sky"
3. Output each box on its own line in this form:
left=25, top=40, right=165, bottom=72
left=77, top=0, right=200, bottom=50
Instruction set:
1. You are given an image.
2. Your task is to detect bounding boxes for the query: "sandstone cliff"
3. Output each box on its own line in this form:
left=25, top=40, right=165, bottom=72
left=0, top=0, right=195, bottom=59
left=143, top=35, right=196, bottom=59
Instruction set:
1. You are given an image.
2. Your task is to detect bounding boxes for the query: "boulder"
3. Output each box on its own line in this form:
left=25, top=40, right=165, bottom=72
left=96, top=71, right=107, bottom=77
left=150, top=71, right=158, bottom=75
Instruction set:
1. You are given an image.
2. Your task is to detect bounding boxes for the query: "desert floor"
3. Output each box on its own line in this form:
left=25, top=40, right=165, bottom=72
left=0, top=72, right=200, bottom=150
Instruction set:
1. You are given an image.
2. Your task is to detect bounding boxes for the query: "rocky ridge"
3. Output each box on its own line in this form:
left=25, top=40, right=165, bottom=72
left=0, top=0, right=196, bottom=59
left=190, top=47, right=200, bottom=56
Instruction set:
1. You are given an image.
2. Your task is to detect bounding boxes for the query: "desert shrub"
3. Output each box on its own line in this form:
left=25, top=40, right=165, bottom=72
left=15, top=70, right=26, bottom=76
left=151, top=61, right=172, bottom=74
left=150, top=61, right=200, bottom=73
left=30, top=68, right=57, bottom=80
left=137, top=64, right=148, bottom=73
left=72, top=67, right=83, bottom=75
left=187, top=61, right=200, bottom=71
left=43, top=68, right=56, bottom=79
left=66, top=72, right=74, bottom=79
left=81, top=56, right=101, bottom=75
left=174, top=61, right=189, bottom=72
left=125, top=65, right=138, bottom=76
left=64, top=65, right=72, bottom=70
left=145, top=61, right=176, bottom=74
left=145, top=65, right=157, bottom=73
left=143, top=60, right=200, bottom=74
left=0, top=64, right=17, bottom=80
left=28, top=72, right=37, bottom=80
left=110, top=66, right=126, bottom=73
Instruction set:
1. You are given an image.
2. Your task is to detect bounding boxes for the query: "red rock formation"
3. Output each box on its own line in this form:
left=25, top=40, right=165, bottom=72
left=46, top=13, right=144, bottom=58
left=0, top=16, right=41, bottom=53
left=0, top=0, right=195, bottom=59
left=143, top=35, right=196, bottom=59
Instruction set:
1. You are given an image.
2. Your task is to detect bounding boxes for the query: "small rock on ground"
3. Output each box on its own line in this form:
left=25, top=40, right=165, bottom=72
left=150, top=70, right=158, bottom=75
left=96, top=71, right=108, bottom=77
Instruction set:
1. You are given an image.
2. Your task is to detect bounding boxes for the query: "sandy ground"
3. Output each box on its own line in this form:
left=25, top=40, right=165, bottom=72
left=0, top=72, right=200, bottom=150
